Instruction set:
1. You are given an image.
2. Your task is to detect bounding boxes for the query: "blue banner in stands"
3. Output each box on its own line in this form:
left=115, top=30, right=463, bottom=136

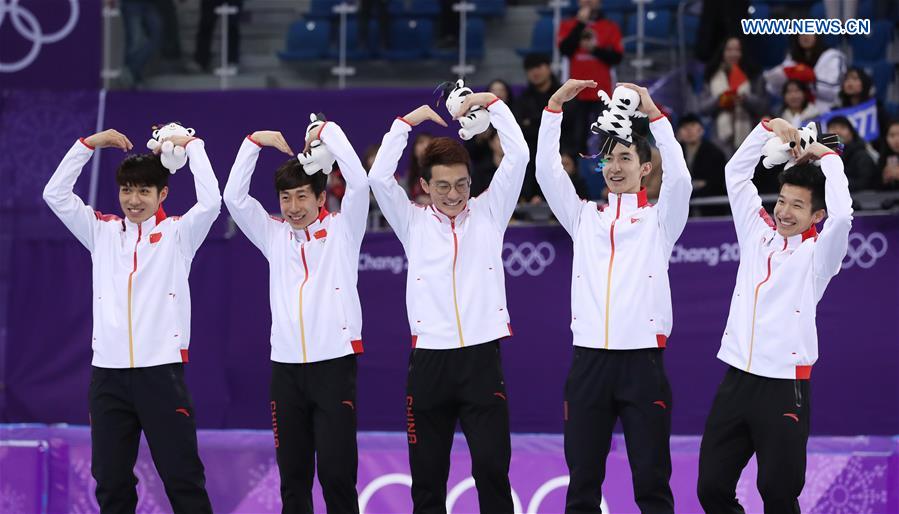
left=806, top=98, right=880, bottom=142
left=0, top=0, right=101, bottom=90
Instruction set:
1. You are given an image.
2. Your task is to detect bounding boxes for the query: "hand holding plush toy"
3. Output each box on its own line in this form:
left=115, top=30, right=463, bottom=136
left=762, top=120, right=842, bottom=169
left=146, top=122, right=195, bottom=174
left=438, top=79, right=491, bottom=141
left=297, top=113, right=336, bottom=175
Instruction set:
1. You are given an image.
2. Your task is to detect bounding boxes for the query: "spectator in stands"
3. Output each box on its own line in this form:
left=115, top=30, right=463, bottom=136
left=358, top=0, right=390, bottom=55
left=119, top=0, right=163, bottom=86
left=195, top=0, right=243, bottom=72
left=877, top=119, right=899, bottom=190
left=694, top=0, right=749, bottom=63
left=699, top=37, right=767, bottom=153
left=764, top=34, right=846, bottom=110
left=363, top=144, right=380, bottom=170
left=558, top=0, right=623, bottom=154
left=827, top=116, right=879, bottom=191
left=515, top=53, right=576, bottom=203
left=561, top=152, right=590, bottom=200
left=471, top=129, right=502, bottom=197
left=407, top=132, right=433, bottom=204
left=780, top=80, right=821, bottom=127
left=835, top=66, right=889, bottom=140
left=488, top=79, right=515, bottom=111
left=676, top=114, right=727, bottom=198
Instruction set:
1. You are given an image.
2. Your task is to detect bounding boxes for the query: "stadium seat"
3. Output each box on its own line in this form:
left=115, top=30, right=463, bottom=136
left=472, top=0, right=505, bottom=18
left=624, top=9, right=672, bottom=51
left=537, top=1, right=578, bottom=17
left=383, top=18, right=434, bottom=60
left=604, top=0, right=636, bottom=13
left=432, top=17, right=485, bottom=60
left=682, top=14, right=699, bottom=48
left=850, top=19, right=894, bottom=63
left=516, top=15, right=555, bottom=57
left=328, top=17, right=381, bottom=60
left=388, top=0, right=440, bottom=17
left=307, top=0, right=340, bottom=19
left=278, top=19, right=332, bottom=61
left=747, top=3, right=769, bottom=19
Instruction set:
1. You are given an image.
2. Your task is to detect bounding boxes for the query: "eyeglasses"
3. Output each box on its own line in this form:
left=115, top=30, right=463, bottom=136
left=431, top=179, right=471, bottom=195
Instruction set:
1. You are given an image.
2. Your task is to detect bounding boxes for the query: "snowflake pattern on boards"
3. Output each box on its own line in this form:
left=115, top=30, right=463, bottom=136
left=0, top=90, right=99, bottom=206
left=809, top=457, right=888, bottom=514
left=0, top=483, right=28, bottom=513
left=802, top=455, right=851, bottom=508
left=245, top=458, right=281, bottom=511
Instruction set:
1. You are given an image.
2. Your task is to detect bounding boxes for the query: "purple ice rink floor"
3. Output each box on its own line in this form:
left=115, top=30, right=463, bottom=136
left=1, top=425, right=897, bottom=513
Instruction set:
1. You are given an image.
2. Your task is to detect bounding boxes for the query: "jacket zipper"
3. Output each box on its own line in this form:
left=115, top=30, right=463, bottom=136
left=604, top=196, right=622, bottom=349
left=747, top=238, right=786, bottom=372
left=127, top=224, right=142, bottom=368
left=451, top=219, right=465, bottom=347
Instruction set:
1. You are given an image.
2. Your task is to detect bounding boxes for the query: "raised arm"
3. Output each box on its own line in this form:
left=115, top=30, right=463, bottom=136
left=314, top=122, right=369, bottom=246
left=173, top=137, right=222, bottom=259
left=536, top=79, right=596, bottom=236
left=806, top=144, right=853, bottom=278
left=369, top=105, right=447, bottom=246
left=43, top=130, right=133, bottom=251
left=617, top=83, right=693, bottom=247
left=456, top=93, right=530, bottom=230
left=223, top=131, right=293, bottom=257
left=725, top=118, right=794, bottom=246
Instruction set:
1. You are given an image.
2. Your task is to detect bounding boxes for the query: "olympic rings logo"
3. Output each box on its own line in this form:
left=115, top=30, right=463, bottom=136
left=0, top=0, right=80, bottom=73
left=502, top=241, right=556, bottom=277
left=841, top=232, right=888, bottom=270
left=358, top=474, right=610, bottom=514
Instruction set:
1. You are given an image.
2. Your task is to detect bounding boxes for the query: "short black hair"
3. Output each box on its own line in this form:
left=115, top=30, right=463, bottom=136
left=604, top=134, right=652, bottom=164
left=779, top=163, right=826, bottom=212
left=421, top=137, right=471, bottom=182
left=523, top=52, right=551, bottom=70
left=677, top=113, right=702, bottom=129
left=274, top=158, right=327, bottom=196
left=826, top=115, right=859, bottom=140
left=116, top=153, right=169, bottom=191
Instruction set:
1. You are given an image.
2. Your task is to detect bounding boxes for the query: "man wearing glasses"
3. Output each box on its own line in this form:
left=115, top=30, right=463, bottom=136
left=368, top=93, right=529, bottom=514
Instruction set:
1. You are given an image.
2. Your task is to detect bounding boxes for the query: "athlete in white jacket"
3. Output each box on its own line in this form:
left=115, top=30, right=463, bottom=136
left=223, top=121, right=368, bottom=513
left=537, top=80, right=692, bottom=514
left=44, top=129, right=220, bottom=513
left=369, top=96, right=528, bottom=514
left=697, top=117, right=853, bottom=513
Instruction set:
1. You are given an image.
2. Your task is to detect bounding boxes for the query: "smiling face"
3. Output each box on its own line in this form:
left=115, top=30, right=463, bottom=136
left=119, top=184, right=167, bottom=224
left=421, top=163, right=471, bottom=218
left=279, top=185, right=326, bottom=230
left=774, top=184, right=825, bottom=237
left=603, top=142, right=652, bottom=195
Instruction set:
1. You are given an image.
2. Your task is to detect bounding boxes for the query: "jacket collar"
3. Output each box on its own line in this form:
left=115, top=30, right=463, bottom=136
left=295, top=207, right=330, bottom=241
left=428, top=203, right=471, bottom=226
left=123, top=206, right=166, bottom=234
left=605, top=188, right=649, bottom=217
